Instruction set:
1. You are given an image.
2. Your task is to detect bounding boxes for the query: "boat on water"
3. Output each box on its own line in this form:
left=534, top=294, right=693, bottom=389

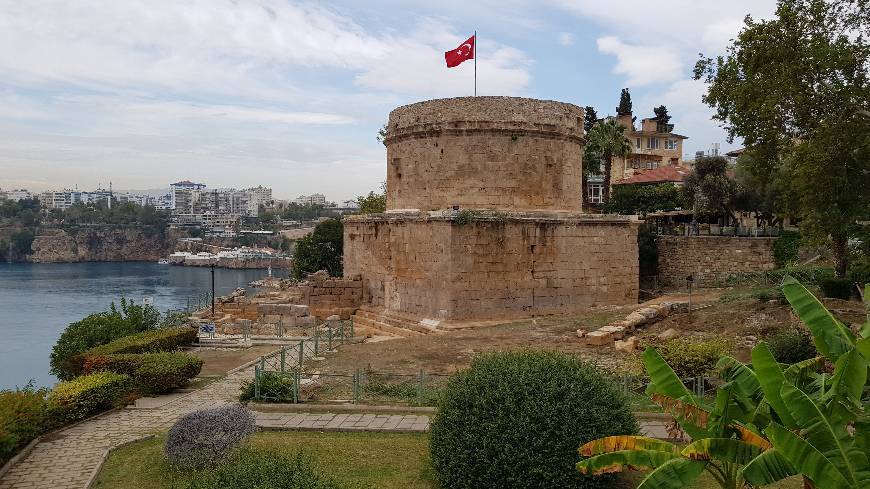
left=157, top=258, right=170, bottom=265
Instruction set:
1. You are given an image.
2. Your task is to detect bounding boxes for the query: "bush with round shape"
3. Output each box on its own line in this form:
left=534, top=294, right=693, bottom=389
left=645, top=337, right=732, bottom=379
left=429, top=350, right=637, bottom=489
left=238, top=372, right=295, bottom=403
left=83, top=352, right=203, bottom=394
left=47, top=371, right=131, bottom=423
left=766, top=327, right=817, bottom=364
left=165, top=403, right=256, bottom=469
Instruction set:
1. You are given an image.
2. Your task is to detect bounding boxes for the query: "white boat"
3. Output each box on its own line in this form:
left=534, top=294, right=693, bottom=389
left=157, top=258, right=170, bottom=265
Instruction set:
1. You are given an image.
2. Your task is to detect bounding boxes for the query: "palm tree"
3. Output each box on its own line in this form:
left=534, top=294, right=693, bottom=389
left=584, top=119, right=632, bottom=203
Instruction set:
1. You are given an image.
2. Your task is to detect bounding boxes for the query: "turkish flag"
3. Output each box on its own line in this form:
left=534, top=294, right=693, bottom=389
left=445, top=35, right=475, bottom=68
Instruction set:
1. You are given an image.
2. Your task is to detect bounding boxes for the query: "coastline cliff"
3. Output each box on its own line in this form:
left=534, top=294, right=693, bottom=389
left=27, top=227, right=180, bottom=263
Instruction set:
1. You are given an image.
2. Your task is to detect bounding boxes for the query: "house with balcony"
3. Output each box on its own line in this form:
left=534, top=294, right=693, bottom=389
left=586, top=111, right=690, bottom=204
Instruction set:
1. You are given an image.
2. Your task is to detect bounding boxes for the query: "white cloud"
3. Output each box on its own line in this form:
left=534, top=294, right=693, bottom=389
left=596, top=36, right=683, bottom=86
left=558, top=32, right=574, bottom=46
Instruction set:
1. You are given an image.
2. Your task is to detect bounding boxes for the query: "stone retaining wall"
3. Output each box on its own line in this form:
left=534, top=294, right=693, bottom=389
left=298, top=275, right=363, bottom=319
left=345, top=212, right=639, bottom=320
left=657, top=235, right=777, bottom=286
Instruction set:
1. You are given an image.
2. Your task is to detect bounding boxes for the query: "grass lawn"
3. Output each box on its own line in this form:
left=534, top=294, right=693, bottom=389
left=93, top=431, right=803, bottom=489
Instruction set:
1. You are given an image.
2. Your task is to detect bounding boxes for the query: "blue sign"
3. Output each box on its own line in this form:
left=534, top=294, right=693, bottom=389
left=199, top=323, right=215, bottom=334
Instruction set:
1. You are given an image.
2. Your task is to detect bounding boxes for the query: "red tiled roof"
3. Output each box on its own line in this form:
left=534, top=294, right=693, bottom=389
left=613, top=166, right=690, bottom=185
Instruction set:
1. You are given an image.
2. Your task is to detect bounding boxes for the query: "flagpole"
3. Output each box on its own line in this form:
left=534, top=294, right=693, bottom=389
left=474, top=30, right=477, bottom=96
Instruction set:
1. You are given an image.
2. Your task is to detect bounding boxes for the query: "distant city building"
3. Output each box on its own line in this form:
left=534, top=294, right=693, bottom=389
left=170, top=180, right=206, bottom=210
left=38, top=188, right=113, bottom=210
left=0, top=189, right=34, bottom=201
left=168, top=181, right=273, bottom=230
left=293, top=193, right=326, bottom=206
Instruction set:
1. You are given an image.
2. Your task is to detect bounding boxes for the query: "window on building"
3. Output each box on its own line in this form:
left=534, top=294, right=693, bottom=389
left=588, top=183, right=604, bottom=204
left=646, top=137, right=660, bottom=150
left=629, top=158, right=659, bottom=170
left=635, top=137, right=641, bottom=149
left=665, top=138, right=677, bottom=150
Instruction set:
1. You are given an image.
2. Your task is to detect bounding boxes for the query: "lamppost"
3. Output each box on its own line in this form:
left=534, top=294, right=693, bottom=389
left=210, top=263, right=216, bottom=316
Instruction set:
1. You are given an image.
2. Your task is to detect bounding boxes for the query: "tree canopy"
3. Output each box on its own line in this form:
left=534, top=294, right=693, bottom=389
left=583, top=106, right=598, bottom=133
left=617, top=88, right=632, bottom=115
left=356, top=182, right=387, bottom=214
left=682, top=156, right=739, bottom=221
left=694, top=0, right=870, bottom=276
left=584, top=119, right=632, bottom=203
left=291, top=218, right=343, bottom=279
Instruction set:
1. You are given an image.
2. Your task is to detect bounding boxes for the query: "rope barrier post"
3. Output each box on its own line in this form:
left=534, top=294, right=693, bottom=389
left=298, top=339, right=304, bottom=369
left=314, top=330, right=319, bottom=356
left=280, top=347, right=286, bottom=373
left=254, top=365, right=261, bottom=400
left=417, top=369, right=424, bottom=406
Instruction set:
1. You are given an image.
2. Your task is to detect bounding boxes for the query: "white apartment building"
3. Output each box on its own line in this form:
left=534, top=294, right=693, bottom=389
left=170, top=180, right=206, bottom=210
left=0, top=189, right=34, bottom=201
left=294, top=193, right=326, bottom=206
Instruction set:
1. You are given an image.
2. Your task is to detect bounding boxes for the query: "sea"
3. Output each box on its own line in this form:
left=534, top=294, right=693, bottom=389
left=0, top=262, right=277, bottom=390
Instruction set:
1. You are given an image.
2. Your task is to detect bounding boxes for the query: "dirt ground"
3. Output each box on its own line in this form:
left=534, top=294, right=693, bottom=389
left=186, top=345, right=280, bottom=376
left=316, top=287, right=866, bottom=376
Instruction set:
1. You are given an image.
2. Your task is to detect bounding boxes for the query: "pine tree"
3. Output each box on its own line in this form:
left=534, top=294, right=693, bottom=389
left=616, top=88, right=632, bottom=115
left=583, top=106, right=598, bottom=132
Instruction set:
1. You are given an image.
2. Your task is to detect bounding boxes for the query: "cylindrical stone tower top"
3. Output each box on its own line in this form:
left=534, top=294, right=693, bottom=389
left=384, top=96, right=585, bottom=212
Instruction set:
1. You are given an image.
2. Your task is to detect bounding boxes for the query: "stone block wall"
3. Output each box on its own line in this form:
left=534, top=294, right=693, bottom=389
left=298, top=276, right=363, bottom=319
left=344, top=212, right=639, bottom=321
left=657, top=236, right=777, bottom=286
left=384, top=97, right=585, bottom=212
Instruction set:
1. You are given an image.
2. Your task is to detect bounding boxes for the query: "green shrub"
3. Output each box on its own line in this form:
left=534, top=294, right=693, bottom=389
left=178, top=450, right=350, bottom=489
left=50, top=299, right=162, bottom=380
left=430, top=350, right=637, bottom=489
left=83, top=352, right=202, bottom=394
left=239, top=372, right=295, bottom=403
left=766, top=327, right=818, bottom=364
left=65, top=327, right=197, bottom=377
left=772, top=230, right=801, bottom=267
left=291, top=218, right=343, bottom=279
left=166, top=404, right=256, bottom=469
left=645, top=337, right=732, bottom=379
left=47, top=372, right=131, bottom=423
left=819, top=277, right=855, bottom=299
left=0, top=385, right=50, bottom=465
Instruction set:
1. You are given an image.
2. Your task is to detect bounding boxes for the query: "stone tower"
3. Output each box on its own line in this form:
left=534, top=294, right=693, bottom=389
left=345, top=97, right=639, bottom=327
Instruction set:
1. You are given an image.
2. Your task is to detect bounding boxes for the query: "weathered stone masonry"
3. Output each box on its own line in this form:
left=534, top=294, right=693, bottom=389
left=657, top=235, right=777, bottom=286
left=345, top=96, right=640, bottom=325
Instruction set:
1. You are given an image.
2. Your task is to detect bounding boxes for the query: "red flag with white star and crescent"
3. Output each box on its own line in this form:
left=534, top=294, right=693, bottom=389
left=445, top=35, right=475, bottom=68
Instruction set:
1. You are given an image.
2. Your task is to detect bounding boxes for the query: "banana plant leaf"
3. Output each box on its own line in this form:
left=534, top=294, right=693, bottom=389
left=636, top=458, right=706, bottom=489
left=576, top=449, right=681, bottom=475
left=680, top=438, right=763, bottom=464
left=781, top=275, right=856, bottom=361
left=716, top=355, right=762, bottom=400
left=823, top=349, right=868, bottom=422
left=740, top=447, right=798, bottom=486
left=779, top=383, right=870, bottom=487
left=578, top=435, right=678, bottom=457
left=856, top=337, right=870, bottom=359
left=643, top=347, right=695, bottom=402
left=751, top=342, right=798, bottom=429
left=783, top=356, right=824, bottom=382
left=764, top=422, right=854, bottom=489
left=650, top=393, right=769, bottom=449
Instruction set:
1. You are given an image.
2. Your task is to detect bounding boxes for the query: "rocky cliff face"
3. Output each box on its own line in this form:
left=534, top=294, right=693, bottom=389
left=28, top=227, right=177, bottom=263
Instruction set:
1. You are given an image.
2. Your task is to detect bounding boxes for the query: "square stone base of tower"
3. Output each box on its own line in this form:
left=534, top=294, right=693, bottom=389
left=343, top=211, right=640, bottom=322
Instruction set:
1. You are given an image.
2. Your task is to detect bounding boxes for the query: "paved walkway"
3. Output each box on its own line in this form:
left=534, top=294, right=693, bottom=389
left=255, top=412, right=429, bottom=432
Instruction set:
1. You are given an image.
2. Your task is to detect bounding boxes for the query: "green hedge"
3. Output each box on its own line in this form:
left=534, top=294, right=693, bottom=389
left=643, top=337, right=732, bottom=379
left=67, top=327, right=197, bottom=377
left=430, top=350, right=637, bottom=489
left=83, top=352, right=203, bottom=394
left=0, top=386, right=50, bottom=466
left=47, top=372, right=131, bottom=423
left=819, top=277, right=855, bottom=299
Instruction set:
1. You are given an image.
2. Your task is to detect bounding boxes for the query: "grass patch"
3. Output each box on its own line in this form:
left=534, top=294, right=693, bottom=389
left=92, top=430, right=802, bottom=489
left=93, top=431, right=436, bottom=489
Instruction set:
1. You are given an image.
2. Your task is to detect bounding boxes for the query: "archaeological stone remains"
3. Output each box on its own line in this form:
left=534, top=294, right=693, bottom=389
left=344, top=97, right=639, bottom=328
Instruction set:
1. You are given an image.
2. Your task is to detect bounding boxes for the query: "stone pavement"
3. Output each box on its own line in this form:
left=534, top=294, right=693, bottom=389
left=255, top=412, right=429, bottom=432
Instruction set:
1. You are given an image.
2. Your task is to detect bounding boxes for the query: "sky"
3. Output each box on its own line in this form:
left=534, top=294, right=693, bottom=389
left=0, top=0, right=778, bottom=202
